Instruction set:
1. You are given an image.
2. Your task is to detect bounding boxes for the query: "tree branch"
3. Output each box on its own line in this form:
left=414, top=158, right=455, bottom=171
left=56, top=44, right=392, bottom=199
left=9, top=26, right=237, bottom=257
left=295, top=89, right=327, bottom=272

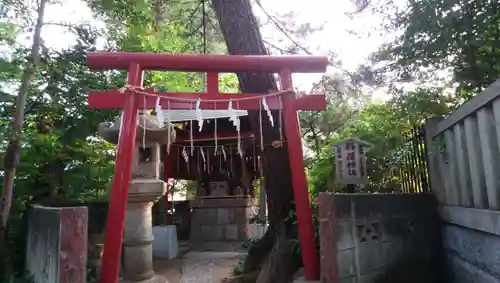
left=254, top=0, right=313, bottom=55
left=262, top=39, right=287, bottom=54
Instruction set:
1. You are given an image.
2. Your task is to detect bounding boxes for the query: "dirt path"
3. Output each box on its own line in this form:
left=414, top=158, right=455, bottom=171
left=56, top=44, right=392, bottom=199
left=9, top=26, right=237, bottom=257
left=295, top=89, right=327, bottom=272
left=155, top=252, right=245, bottom=283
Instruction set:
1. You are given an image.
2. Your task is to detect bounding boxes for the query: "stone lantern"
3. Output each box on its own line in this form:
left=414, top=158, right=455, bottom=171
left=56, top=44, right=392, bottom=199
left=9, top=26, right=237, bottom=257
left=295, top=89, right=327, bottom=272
left=333, top=137, right=370, bottom=186
left=99, top=110, right=175, bottom=283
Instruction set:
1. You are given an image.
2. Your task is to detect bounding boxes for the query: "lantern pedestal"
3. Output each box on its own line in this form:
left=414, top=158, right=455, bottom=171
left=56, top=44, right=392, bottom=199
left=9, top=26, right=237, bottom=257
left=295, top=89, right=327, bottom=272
left=120, top=180, right=167, bottom=283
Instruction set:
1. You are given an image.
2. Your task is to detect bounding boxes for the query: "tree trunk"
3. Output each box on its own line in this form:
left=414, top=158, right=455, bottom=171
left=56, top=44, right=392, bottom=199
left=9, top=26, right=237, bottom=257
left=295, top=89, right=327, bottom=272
left=0, top=0, right=47, bottom=275
left=211, top=1, right=302, bottom=282
left=310, top=125, right=321, bottom=155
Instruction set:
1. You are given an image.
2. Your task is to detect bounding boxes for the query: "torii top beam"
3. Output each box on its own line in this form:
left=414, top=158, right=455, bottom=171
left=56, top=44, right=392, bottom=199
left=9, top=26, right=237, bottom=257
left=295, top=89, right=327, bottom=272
left=86, top=52, right=329, bottom=111
left=87, top=52, right=328, bottom=73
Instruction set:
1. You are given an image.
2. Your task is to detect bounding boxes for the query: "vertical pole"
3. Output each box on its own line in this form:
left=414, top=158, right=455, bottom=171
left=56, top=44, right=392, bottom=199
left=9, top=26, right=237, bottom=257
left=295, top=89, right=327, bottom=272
left=409, top=128, right=422, bottom=192
left=258, top=155, right=267, bottom=218
left=206, top=72, right=219, bottom=94
left=280, top=70, right=319, bottom=281
left=414, top=127, right=428, bottom=192
left=99, top=63, right=142, bottom=283
left=163, top=150, right=172, bottom=224
left=424, top=117, right=444, bottom=199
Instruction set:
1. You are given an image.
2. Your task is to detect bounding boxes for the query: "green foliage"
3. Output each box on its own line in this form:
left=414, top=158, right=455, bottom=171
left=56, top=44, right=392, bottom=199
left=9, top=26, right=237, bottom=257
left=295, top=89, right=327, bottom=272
left=0, top=34, right=119, bottom=281
left=233, top=257, right=246, bottom=276
left=249, top=213, right=267, bottom=225
left=306, top=88, right=451, bottom=193
left=268, top=201, right=320, bottom=261
left=240, top=237, right=261, bottom=249
left=356, top=0, right=500, bottom=98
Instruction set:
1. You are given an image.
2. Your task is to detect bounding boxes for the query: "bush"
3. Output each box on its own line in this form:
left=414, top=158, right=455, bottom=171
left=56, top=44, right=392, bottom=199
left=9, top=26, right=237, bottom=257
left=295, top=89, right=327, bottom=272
left=232, top=258, right=246, bottom=276
left=240, top=236, right=260, bottom=249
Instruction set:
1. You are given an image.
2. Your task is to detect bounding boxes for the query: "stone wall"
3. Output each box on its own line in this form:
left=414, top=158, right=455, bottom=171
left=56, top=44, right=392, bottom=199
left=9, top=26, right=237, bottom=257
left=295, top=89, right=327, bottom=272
left=318, top=193, right=443, bottom=283
left=189, top=196, right=255, bottom=251
left=26, top=205, right=88, bottom=283
left=440, top=206, right=500, bottom=283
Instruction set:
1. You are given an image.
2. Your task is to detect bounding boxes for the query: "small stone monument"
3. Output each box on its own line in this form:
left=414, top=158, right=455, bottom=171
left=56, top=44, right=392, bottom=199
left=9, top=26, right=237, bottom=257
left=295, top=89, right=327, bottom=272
left=99, top=110, right=176, bottom=283
left=210, top=181, right=230, bottom=197
left=333, top=137, right=370, bottom=188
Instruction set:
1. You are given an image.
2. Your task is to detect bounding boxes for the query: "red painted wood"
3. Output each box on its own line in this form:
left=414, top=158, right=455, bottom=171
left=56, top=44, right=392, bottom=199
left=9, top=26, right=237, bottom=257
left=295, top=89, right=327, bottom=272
left=88, top=89, right=326, bottom=111
left=99, top=63, right=142, bottom=283
left=317, top=194, right=340, bottom=283
left=280, top=70, right=319, bottom=280
left=59, top=207, right=88, bottom=283
left=86, top=52, right=328, bottom=73
left=207, top=72, right=218, bottom=94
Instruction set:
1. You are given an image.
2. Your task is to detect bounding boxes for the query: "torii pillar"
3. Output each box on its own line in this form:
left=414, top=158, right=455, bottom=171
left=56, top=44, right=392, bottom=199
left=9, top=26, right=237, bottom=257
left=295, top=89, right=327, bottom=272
left=86, top=52, right=328, bottom=282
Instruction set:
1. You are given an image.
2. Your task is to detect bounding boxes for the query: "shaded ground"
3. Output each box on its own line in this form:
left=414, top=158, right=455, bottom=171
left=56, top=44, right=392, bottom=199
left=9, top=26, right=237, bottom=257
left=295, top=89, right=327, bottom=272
left=154, top=252, right=245, bottom=283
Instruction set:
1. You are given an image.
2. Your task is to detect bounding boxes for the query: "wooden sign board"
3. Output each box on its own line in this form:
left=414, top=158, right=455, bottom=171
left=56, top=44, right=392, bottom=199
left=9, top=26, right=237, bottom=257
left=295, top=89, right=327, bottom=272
left=333, top=137, right=370, bottom=184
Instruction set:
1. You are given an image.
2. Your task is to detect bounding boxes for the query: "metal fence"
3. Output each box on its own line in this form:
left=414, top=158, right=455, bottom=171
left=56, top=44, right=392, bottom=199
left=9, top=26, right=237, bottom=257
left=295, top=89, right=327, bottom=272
left=397, top=126, right=429, bottom=193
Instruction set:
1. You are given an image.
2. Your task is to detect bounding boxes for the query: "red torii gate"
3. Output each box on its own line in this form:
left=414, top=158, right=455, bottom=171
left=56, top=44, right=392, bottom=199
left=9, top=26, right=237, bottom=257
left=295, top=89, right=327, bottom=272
left=86, top=52, right=328, bottom=282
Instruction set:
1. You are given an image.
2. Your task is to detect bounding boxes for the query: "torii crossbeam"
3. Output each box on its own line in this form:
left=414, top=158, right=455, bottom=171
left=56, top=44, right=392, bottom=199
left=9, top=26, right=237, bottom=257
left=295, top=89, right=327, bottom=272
left=86, top=52, right=328, bottom=282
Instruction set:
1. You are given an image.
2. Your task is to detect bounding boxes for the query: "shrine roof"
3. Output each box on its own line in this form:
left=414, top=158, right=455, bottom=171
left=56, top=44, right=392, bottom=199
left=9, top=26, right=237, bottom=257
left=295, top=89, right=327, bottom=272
left=162, top=109, right=247, bottom=122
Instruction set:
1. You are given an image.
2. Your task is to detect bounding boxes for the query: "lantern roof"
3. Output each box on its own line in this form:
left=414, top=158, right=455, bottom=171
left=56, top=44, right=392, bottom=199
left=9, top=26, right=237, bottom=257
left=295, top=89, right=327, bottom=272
left=332, top=137, right=372, bottom=148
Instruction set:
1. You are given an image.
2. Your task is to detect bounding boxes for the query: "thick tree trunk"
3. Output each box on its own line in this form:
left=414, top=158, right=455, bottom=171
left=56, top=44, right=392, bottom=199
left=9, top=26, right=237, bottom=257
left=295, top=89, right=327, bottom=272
left=211, top=1, right=301, bottom=282
left=0, top=0, right=46, bottom=277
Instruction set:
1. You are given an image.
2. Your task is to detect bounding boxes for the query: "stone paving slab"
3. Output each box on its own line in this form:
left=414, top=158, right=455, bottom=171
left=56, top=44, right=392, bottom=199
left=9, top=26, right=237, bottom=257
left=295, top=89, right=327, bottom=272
left=155, top=252, right=245, bottom=283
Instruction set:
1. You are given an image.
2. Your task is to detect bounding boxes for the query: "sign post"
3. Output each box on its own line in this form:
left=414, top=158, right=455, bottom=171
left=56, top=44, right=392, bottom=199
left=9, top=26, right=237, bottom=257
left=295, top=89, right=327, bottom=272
left=333, top=137, right=371, bottom=192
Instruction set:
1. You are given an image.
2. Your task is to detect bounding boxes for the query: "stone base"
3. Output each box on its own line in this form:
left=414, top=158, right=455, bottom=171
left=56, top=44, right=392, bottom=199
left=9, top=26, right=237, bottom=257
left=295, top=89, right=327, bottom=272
left=189, top=196, right=256, bottom=250
left=120, top=275, right=169, bottom=283
left=152, top=225, right=179, bottom=260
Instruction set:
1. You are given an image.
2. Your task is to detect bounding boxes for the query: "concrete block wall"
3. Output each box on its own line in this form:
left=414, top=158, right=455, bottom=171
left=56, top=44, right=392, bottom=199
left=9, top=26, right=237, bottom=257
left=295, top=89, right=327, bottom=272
left=318, top=193, right=442, bottom=283
left=440, top=206, right=500, bottom=283
left=423, top=79, right=500, bottom=283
